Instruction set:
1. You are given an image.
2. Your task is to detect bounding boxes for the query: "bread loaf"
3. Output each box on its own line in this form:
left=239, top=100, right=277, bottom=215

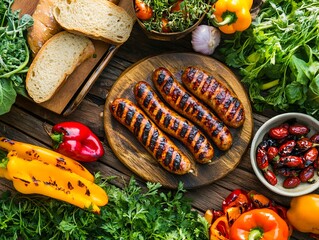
left=27, top=0, right=62, bottom=56
left=53, top=0, right=134, bottom=45
left=26, top=31, right=95, bottom=103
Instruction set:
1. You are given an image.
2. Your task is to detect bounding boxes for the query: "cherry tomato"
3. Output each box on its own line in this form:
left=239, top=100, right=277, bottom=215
left=171, top=0, right=188, bottom=19
left=161, top=18, right=171, bottom=32
left=171, top=0, right=184, bottom=12
left=134, top=0, right=153, bottom=21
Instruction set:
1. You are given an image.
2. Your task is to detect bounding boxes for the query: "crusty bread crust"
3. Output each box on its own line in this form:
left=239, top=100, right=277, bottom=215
left=53, top=0, right=134, bottom=45
left=27, top=0, right=62, bottom=57
left=26, top=31, right=95, bottom=103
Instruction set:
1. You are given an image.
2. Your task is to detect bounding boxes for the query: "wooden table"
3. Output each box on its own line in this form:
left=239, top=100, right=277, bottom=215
left=0, top=23, right=315, bottom=240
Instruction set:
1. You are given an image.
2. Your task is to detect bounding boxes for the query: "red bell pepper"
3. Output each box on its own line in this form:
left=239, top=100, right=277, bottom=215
left=221, top=189, right=254, bottom=226
left=49, top=121, right=104, bottom=162
left=222, top=189, right=253, bottom=213
left=205, top=209, right=224, bottom=225
left=310, top=234, right=319, bottom=240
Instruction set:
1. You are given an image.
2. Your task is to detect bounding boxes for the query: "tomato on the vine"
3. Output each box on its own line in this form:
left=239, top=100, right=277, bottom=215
left=134, top=0, right=153, bottom=21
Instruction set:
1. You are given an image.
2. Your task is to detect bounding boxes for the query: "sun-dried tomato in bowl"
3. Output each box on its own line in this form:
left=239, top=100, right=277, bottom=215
left=250, top=112, right=319, bottom=197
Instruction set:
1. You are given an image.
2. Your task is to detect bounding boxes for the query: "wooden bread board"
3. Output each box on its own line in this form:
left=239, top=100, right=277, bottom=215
left=104, top=53, right=254, bottom=189
left=12, top=0, right=135, bottom=115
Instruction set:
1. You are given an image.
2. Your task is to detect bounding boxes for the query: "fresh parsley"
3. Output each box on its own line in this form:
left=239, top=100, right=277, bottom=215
left=0, top=0, right=33, bottom=115
left=0, top=176, right=209, bottom=239
left=219, top=0, right=319, bottom=118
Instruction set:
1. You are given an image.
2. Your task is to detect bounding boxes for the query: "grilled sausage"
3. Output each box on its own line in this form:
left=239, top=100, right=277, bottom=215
left=134, top=81, right=214, bottom=164
left=181, top=66, right=245, bottom=128
left=109, top=98, right=192, bottom=175
left=152, top=67, right=233, bottom=151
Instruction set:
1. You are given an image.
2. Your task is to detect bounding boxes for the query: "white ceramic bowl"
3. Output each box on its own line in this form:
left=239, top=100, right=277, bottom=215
left=250, top=112, right=319, bottom=197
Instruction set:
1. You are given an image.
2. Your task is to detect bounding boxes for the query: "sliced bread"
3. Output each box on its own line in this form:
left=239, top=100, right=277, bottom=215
left=26, top=31, right=95, bottom=103
left=53, top=0, right=134, bottom=45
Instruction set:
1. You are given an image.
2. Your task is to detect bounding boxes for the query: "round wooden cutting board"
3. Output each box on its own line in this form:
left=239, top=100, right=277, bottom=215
left=104, top=52, right=253, bottom=189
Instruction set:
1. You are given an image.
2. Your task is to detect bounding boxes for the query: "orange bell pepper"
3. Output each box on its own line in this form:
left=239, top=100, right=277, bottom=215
left=213, top=0, right=253, bottom=34
left=229, top=208, right=289, bottom=240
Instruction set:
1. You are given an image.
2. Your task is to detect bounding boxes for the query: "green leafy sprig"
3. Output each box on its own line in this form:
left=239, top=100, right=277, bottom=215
left=0, top=0, right=33, bottom=115
left=219, top=0, right=319, bottom=118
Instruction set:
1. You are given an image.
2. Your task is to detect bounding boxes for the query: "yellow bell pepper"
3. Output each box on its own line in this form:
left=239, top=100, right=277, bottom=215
left=0, top=137, right=94, bottom=182
left=287, top=194, right=319, bottom=234
left=0, top=167, right=10, bottom=180
left=4, top=151, right=108, bottom=214
left=213, top=0, right=253, bottom=34
left=209, top=216, right=230, bottom=240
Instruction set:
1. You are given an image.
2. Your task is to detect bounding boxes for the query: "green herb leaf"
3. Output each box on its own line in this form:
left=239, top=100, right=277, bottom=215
left=0, top=79, right=16, bottom=115
left=0, top=0, right=33, bottom=115
left=289, top=56, right=310, bottom=85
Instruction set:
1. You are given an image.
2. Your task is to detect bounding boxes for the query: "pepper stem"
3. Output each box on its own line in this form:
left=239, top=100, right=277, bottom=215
left=0, top=157, right=9, bottom=169
left=272, top=155, right=280, bottom=164
left=248, top=228, right=263, bottom=240
left=212, top=12, right=237, bottom=27
left=42, top=122, right=63, bottom=149
left=50, top=133, right=63, bottom=149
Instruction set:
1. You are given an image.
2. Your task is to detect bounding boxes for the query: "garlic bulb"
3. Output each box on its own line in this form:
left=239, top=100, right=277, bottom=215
left=191, top=25, right=221, bottom=55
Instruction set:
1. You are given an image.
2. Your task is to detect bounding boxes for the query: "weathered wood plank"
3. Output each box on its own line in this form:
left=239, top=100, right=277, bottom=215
left=0, top=11, right=314, bottom=239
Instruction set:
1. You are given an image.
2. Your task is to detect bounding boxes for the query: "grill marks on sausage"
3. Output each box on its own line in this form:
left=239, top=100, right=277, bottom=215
left=134, top=81, right=214, bottom=163
left=163, top=76, right=173, bottom=95
left=142, top=121, right=151, bottom=145
left=125, top=108, right=135, bottom=125
left=149, top=129, right=159, bottom=152
left=236, top=108, right=245, bottom=123
left=133, top=114, right=143, bottom=135
left=152, top=67, right=232, bottom=151
left=181, top=66, right=245, bottom=128
left=155, top=137, right=166, bottom=160
left=109, top=98, right=191, bottom=174
left=155, top=109, right=163, bottom=121
left=164, top=147, right=174, bottom=166
left=180, top=93, right=189, bottom=110
left=164, top=115, right=172, bottom=128
left=116, top=102, right=125, bottom=117
left=172, top=152, right=182, bottom=169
